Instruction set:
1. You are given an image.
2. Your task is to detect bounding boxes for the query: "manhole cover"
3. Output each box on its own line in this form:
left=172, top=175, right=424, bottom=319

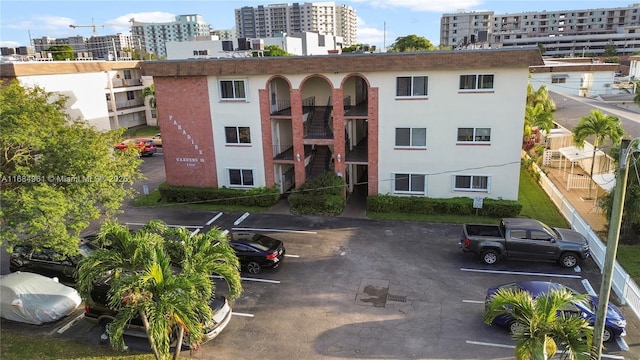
left=387, top=294, right=407, bottom=303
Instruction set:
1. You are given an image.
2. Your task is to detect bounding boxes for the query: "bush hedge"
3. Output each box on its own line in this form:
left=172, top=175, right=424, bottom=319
left=158, top=183, right=280, bottom=207
left=288, top=172, right=345, bottom=215
left=367, top=195, right=522, bottom=217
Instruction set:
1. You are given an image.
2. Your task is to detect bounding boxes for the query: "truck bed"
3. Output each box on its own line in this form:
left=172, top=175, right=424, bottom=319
left=463, top=224, right=503, bottom=238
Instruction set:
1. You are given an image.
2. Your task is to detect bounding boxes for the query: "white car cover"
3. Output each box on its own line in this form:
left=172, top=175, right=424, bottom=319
left=0, top=272, right=82, bottom=325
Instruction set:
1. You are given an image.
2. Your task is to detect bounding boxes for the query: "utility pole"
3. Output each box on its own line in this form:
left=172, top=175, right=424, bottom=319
left=592, top=138, right=632, bottom=357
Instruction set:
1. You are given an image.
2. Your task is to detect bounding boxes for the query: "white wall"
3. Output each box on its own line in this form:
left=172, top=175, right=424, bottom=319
left=19, top=73, right=112, bottom=131
left=530, top=70, right=616, bottom=97
left=371, top=68, right=527, bottom=200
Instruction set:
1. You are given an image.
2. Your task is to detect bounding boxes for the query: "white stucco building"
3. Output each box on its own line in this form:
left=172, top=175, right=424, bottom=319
left=143, top=48, right=543, bottom=201
left=0, top=61, right=155, bottom=130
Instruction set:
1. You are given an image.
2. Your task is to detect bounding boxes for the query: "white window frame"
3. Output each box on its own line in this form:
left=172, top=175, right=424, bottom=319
left=459, top=74, right=494, bottom=91
left=452, top=175, right=491, bottom=192
left=395, top=128, right=427, bottom=148
left=392, top=173, right=426, bottom=195
left=456, top=127, right=491, bottom=143
left=225, top=126, right=252, bottom=145
left=395, top=76, right=428, bottom=98
left=227, top=168, right=255, bottom=188
left=219, top=79, right=248, bottom=101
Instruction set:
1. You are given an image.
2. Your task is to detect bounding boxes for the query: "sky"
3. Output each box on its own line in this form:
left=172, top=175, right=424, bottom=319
left=0, top=0, right=636, bottom=50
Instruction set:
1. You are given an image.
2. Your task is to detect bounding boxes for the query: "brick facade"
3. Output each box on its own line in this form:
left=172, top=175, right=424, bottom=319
left=155, top=76, right=218, bottom=187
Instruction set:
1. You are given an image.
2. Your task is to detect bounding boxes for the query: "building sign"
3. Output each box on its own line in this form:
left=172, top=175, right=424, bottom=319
left=170, top=115, right=206, bottom=167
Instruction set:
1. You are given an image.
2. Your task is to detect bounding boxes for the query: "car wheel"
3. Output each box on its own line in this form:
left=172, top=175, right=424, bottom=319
left=508, top=320, right=519, bottom=334
left=603, top=327, right=613, bottom=342
left=559, top=252, right=578, bottom=268
left=100, top=320, right=112, bottom=343
left=482, top=250, right=499, bottom=265
left=247, top=261, right=261, bottom=274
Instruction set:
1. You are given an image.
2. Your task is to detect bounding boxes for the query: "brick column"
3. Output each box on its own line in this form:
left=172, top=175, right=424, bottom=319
left=259, top=89, right=275, bottom=187
left=368, top=87, right=379, bottom=196
left=332, top=88, right=346, bottom=198
left=290, top=89, right=306, bottom=187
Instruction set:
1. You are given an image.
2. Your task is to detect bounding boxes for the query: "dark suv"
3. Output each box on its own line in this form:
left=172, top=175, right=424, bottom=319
left=84, top=282, right=232, bottom=348
left=9, top=240, right=97, bottom=286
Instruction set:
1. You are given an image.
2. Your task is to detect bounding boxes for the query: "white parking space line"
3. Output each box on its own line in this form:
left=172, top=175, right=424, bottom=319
left=616, top=336, right=629, bottom=352
left=126, top=222, right=203, bottom=229
left=466, top=340, right=626, bottom=359
left=53, top=313, right=84, bottom=335
left=190, top=228, right=200, bottom=237
left=232, top=312, right=254, bottom=318
left=460, top=268, right=582, bottom=279
left=466, top=340, right=514, bottom=349
left=232, top=227, right=318, bottom=235
left=206, top=212, right=223, bottom=225
left=462, top=300, right=484, bottom=304
left=234, top=212, right=250, bottom=225
left=581, top=279, right=597, bottom=296
left=285, top=254, right=300, bottom=258
left=210, top=275, right=280, bottom=284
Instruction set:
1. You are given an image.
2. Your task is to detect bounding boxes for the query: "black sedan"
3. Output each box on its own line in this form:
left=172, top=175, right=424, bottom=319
left=229, top=234, right=285, bottom=274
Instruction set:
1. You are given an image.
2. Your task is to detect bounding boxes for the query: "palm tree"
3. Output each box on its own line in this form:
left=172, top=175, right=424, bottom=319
left=634, top=81, right=640, bottom=106
left=77, top=220, right=242, bottom=360
left=527, top=84, right=556, bottom=112
left=524, top=104, right=555, bottom=148
left=484, top=287, right=594, bottom=360
left=572, top=110, right=624, bottom=199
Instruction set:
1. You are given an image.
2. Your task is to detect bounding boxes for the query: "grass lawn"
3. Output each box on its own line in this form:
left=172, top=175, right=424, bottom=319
left=123, top=126, right=160, bottom=138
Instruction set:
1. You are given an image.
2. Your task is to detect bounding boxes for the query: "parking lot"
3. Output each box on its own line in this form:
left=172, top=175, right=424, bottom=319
left=2, top=150, right=639, bottom=359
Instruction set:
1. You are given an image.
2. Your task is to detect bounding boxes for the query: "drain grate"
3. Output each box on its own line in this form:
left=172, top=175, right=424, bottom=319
left=387, top=294, right=407, bottom=303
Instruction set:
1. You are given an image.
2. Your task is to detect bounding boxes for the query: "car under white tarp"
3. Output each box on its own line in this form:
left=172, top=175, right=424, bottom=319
left=0, top=272, right=82, bottom=325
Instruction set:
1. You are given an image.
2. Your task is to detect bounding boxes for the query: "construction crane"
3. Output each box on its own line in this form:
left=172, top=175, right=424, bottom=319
left=69, top=18, right=104, bottom=35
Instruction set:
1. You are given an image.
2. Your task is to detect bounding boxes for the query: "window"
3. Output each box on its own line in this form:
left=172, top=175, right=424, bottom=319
left=393, top=173, right=425, bottom=194
left=126, top=91, right=135, bottom=100
left=396, top=76, right=428, bottom=97
left=228, top=169, right=254, bottom=187
left=454, top=175, right=490, bottom=192
left=395, top=128, right=426, bottom=147
left=220, top=79, right=247, bottom=100
left=225, top=126, right=251, bottom=144
left=457, top=128, right=491, bottom=143
left=551, top=77, right=566, bottom=84
left=459, top=74, right=493, bottom=90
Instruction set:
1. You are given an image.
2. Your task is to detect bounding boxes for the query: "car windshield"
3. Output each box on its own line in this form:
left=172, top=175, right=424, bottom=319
left=541, top=222, right=561, bottom=238
left=78, top=243, right=95, bottom=257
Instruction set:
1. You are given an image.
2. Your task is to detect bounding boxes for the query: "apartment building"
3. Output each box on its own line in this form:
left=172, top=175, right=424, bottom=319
left=31, top=34, right=135, bottom=60
left=142, top=48, right=542, bottom=200
left=131, top=14, right=211, bottom=58
left=235, top=2, right=357, bottom=46
left=0, top=61, right=155, bottom=130
left=441, top=3, right=640, bottom=56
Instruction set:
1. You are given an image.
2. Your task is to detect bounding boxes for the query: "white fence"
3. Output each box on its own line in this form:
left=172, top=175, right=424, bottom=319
left=532, top=160, right=640, bottom=321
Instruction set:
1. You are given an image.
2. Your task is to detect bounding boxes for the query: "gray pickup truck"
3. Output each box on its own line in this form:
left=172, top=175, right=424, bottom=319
left=459, top=218, right=590, bottom=268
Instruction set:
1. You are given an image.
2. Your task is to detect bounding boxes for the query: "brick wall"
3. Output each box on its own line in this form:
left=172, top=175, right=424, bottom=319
left=155, top=76, right=218, bottom=187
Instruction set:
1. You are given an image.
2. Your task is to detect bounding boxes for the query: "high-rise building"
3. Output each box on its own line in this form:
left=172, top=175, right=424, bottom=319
left=235, top=2, right=357, bottom=46
left=131, top=14, right=211, bottom=58
left=440, top=3, right=640, bottom=56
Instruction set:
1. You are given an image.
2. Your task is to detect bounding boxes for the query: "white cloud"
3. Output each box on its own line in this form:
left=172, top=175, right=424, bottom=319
left=355, top=16, right=389, bottom=48
left=107, top=12, right=177, bottom=33
left=350, top=0, right=483, bottom=13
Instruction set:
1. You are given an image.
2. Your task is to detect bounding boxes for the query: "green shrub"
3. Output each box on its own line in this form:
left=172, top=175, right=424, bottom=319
left=158, top=183, right=280, bottom=207
left=367, top=195, right=521, bottom=217
left=289, top=173, right=345, bottom=215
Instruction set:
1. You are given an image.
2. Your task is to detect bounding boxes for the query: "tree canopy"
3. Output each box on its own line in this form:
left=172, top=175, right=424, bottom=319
left=77, top=220, right=243, bottom=360
left=388, top=35, right=435, bottom=52
left=0, top=80, right=143, bottom=255
left=484, top=287, right=594, bottom=360
left=264, top=45, right=291, bottom=56
left=46, top=44, right=75, bottom=61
